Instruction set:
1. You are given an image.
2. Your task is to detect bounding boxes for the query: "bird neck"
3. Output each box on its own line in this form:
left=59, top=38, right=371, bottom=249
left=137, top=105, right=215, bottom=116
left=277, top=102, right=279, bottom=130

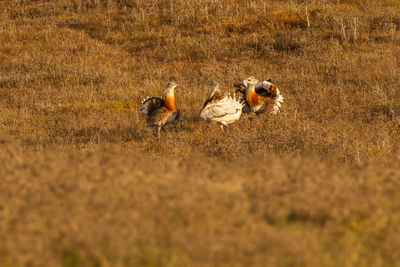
left=209, top=89, right=221, bottom=99
left=246, top=85, right=258, bottom=106
left=202, top=90, right=221, bottom=109
left=165, top=91, right=177, bottom=111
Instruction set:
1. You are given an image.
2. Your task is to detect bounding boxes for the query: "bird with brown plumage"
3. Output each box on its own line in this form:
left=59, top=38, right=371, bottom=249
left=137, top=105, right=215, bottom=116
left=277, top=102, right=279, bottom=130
left=234, top=76, right=284, bottom=115
left=139, top=82, right=180, bottom=140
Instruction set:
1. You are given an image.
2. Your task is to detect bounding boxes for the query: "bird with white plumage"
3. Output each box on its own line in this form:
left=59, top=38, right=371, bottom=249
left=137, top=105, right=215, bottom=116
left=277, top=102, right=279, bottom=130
left=199, top=81, right=244, bottom=131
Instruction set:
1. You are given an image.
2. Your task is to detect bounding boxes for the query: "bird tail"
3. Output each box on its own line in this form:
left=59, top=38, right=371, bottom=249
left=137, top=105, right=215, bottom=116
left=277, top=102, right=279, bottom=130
left=227, top=93, right=245, bottom=110
left=140, top=96, right=164, bottom=115
left=271, top=88, right=284, bottom=114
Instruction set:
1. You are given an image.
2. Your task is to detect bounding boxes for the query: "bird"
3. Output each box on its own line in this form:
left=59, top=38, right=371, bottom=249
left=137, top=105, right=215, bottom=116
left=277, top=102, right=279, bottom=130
left=199, top=81, right=244, bottom=131
left=139, top=81, right=180, bottom=140
left=234, top=76, right=284, bottom=114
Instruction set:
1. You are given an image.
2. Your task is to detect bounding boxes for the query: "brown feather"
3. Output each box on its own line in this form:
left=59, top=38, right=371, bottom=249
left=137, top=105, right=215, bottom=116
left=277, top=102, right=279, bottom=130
left=165, top=94, right=177, bottom=111
left=202, top=91, right=228, bottom=109
left=234, top=82, right=246, bottom=95
left=142, top=97, right=165, bottom=115
left=146, top=107, right=171, bottom=126
left=257, top=84, right=278, bottom=104
left=246, top=87, right=260, bottom=107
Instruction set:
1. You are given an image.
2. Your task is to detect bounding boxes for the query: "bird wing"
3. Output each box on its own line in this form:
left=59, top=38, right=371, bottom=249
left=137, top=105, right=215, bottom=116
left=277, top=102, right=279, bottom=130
left=200, top=96, right=243, bottom=120
left=256, top=81, right=284, bottom=114
left=201, top=91, right=224, bottom=109
left=255, top=81, right=273, bottom=97
left=146, top=106, right=171, bottom=126
left=234, top=82, right=247, bottom=95
left=140, top=97, right=165, bottom=115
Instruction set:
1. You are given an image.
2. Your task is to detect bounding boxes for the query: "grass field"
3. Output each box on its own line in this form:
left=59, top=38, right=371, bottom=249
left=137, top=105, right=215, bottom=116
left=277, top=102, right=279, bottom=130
left=1, top=0, right=400, bottom=266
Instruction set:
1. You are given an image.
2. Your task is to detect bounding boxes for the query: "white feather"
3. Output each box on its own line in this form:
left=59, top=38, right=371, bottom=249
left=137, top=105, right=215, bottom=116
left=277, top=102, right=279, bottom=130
left=139, top=107, right=148, bottom=115
left=200, top=95, right=244, bottom=126
left=271, top=88, right=284, bottom=114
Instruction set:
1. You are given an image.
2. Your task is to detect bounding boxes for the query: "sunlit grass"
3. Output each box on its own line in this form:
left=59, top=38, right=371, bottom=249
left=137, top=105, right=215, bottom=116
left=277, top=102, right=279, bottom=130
left=0, top=0, right=400, bottom=265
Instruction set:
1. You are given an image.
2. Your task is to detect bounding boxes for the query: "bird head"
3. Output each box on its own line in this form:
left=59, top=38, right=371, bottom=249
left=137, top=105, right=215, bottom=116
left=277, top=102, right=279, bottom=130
left=242, top=76, right=259, bottom=87
left=164, top=81, right=178, bottom=96
left=245, top=77, right=258, bottom=89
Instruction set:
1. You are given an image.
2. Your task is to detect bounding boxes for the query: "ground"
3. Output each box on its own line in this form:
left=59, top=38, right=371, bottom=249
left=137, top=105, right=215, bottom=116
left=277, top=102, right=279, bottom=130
left=0, top=0, right=400, bottom=266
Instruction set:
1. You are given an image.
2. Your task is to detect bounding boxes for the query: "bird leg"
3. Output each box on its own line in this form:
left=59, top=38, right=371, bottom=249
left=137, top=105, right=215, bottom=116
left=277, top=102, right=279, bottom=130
left=157, top=126, right=161, bottom=141
left=219, top=124, right=225, bottom=132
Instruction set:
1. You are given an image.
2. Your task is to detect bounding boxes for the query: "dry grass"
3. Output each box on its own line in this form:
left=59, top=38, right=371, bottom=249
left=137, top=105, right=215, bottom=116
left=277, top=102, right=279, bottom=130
left=1, top=0, right=400, bottom=266
left=2, top=142, right=400, bottom=266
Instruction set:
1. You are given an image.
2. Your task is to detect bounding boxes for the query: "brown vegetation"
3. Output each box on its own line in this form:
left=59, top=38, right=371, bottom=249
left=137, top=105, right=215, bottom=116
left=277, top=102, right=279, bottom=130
left=1, top=0, right=400, bottom=266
